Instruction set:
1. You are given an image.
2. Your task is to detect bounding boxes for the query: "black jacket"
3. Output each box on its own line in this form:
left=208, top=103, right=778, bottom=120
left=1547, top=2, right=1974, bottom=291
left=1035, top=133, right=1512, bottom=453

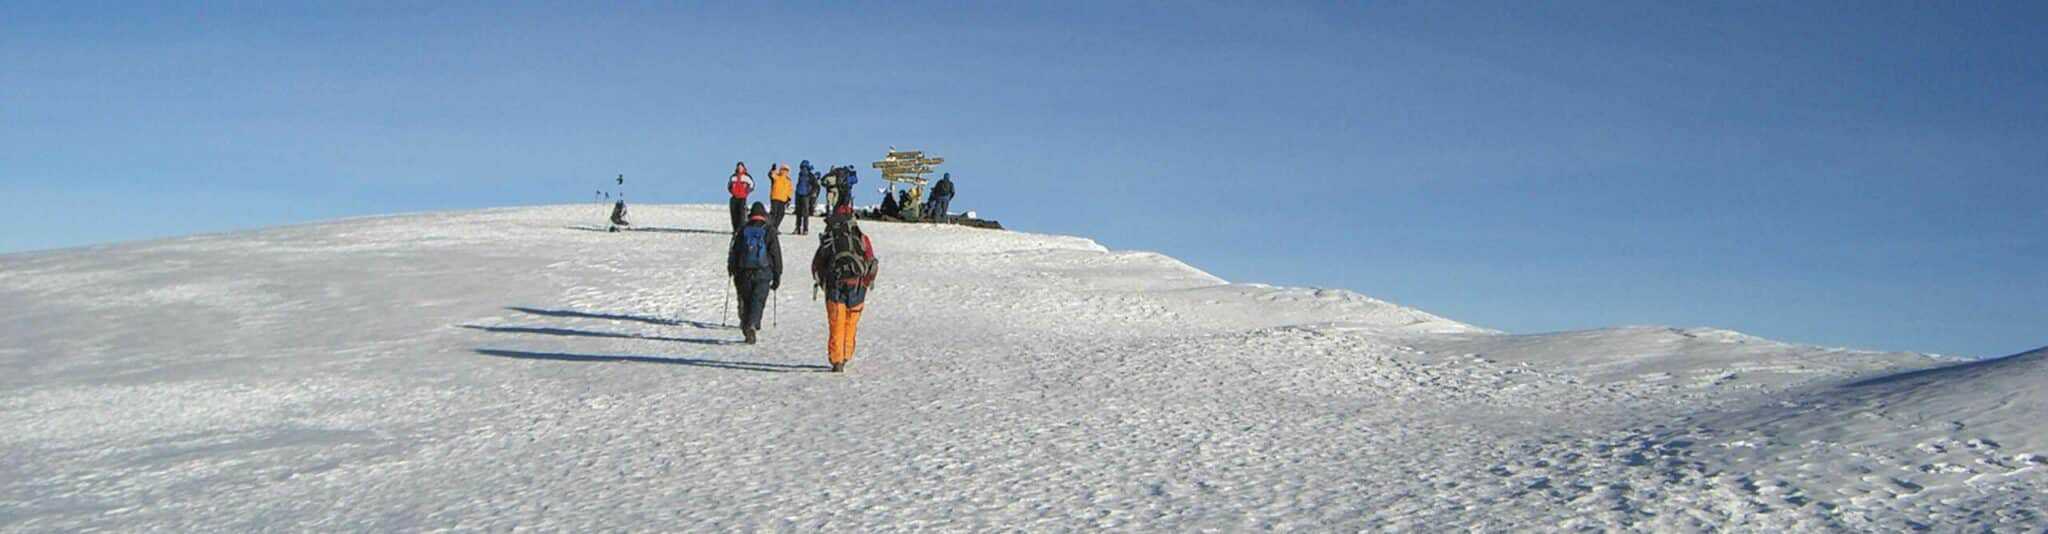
left=727, top=221, right=783, bottom=283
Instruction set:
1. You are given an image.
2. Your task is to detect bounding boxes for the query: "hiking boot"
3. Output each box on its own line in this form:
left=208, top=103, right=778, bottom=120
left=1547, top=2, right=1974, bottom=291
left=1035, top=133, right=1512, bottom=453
left=830, top=361, right=845, bottom=373
left=743, top=328, right=757, bottom=344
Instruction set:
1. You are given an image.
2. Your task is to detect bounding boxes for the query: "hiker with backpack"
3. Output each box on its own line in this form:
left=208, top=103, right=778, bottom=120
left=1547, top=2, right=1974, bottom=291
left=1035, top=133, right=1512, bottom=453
left=728, top=202, right=783, bottom=344
left=794, top=160, right=819, bottom=235
left=769, top=163, right=794, bottom=231
left=822, top=166, right=859, bottom=210
left=812, top=205, right=879, bottom=373
left=727, top=162, right=755, bottom=232
left=925, top=173, right=954, bottom=222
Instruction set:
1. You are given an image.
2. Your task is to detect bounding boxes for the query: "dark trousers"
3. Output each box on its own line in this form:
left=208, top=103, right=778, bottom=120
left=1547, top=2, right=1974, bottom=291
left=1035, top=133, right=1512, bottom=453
left=770, top=199, right=790, bottom=231
left=727, top=197, right=746, bottom=232
left=793, top=195, right=815, bottom=233
left=925, top=196, right=950, bottom=220
left=734, top=273, right=773, bottom=331
left=825, top=284, right=869, bottom=307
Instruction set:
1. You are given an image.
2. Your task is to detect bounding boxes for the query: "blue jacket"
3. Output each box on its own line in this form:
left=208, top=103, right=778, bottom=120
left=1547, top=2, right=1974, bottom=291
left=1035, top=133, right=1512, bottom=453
left=796, top=164, right=818, bottom=196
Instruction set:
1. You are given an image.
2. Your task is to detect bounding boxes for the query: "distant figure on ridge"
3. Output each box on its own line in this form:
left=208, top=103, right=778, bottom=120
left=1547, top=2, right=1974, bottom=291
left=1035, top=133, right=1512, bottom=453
left=793, top=160, right=820, bottom=235
left=727, top=162, right=754, bottom=232
left=925, top=173, right=954, bottom=222
left=878, top=187, right=901, bottom=219
left=813, top=205, right=878, bottom=372
left=728, top=202, right=782, bottom=344
left=822, top=166, right=859, bottom=209
left=769, top=163, right=794, bottom=231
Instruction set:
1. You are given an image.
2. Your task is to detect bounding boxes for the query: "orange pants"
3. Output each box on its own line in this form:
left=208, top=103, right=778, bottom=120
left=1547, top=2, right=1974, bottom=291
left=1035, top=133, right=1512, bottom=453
left=825, top=301, right=865, bottom=366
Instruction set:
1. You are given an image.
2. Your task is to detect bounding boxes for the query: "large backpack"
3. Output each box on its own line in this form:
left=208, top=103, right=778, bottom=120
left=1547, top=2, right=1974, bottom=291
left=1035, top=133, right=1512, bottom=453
left=823, top=220, right=873, bottom=286
left=737, top=226, right=769, bottom=270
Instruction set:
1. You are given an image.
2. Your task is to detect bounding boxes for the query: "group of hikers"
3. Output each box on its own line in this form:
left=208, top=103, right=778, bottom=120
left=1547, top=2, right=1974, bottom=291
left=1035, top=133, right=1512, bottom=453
left=876, top=172, right=955, bottom=221
left=723, top=161, right=879, bottom=372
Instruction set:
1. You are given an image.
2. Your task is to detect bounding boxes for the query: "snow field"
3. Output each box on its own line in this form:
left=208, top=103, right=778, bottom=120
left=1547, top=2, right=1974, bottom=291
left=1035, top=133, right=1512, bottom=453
left=1, top=204, right=2041, bottom=531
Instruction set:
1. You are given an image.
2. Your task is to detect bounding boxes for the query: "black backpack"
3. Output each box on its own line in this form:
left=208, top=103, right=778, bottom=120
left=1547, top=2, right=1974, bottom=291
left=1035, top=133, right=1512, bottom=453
left=822, top=220, right=873, bottom=285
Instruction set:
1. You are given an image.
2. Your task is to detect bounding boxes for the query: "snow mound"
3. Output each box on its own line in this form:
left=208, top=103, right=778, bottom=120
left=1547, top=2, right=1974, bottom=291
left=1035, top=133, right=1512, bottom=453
left=1415, top=326, right=1929, bottom=389
left=1681, top=346, right=2048, bottom=529
left=0, top=204, right=2038, bottom=531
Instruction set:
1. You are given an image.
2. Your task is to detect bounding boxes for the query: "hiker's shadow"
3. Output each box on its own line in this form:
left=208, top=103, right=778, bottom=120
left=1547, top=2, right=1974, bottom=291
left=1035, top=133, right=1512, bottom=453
left=460, top=324, right=737, bottom=346
left=564, top=225, right=728, bottom=236
left=507, top=306, right=733, bottom=331
left=476, top=348, right=829, bottom=373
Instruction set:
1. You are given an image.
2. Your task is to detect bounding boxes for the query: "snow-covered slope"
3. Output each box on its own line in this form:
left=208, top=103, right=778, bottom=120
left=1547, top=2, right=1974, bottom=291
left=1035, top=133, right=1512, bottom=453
left=1, top=205, right=2038, bottom=531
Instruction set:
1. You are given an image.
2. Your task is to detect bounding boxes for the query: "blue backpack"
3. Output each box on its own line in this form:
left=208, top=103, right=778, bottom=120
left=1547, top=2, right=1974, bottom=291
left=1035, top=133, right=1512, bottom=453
left=796, top=170, right=816, bottom=197
left=738, top=226, right=769, bottom=270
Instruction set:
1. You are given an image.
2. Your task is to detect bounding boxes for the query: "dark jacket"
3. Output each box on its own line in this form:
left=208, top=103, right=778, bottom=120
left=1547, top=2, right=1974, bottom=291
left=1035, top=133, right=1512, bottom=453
left=933, top=177, right=954, bottom=199
left=797, top=166, right=819, bottom=197
left=879, top=191, right=900, bottom=216
left=727, top=220, right=783, bottom=284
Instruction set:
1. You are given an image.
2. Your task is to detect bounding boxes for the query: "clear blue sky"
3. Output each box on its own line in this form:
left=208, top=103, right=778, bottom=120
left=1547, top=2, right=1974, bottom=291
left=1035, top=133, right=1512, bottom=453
left=4, top=1, right=2043, bottom=358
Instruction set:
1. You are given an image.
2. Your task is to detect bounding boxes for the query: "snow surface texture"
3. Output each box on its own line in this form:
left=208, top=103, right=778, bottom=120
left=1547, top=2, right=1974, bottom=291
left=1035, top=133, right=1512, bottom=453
left=1, top=205, right=2040, bottom=531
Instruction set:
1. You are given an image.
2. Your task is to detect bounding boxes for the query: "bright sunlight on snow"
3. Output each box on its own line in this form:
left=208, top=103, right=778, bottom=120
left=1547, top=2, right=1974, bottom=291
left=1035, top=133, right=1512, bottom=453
left=2, top=205, right=2041, bottom=531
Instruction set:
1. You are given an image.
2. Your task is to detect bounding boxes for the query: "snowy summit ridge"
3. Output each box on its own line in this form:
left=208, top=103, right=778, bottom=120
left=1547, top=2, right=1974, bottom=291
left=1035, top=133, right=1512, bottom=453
left=1, top=204, right=2040, bottom=531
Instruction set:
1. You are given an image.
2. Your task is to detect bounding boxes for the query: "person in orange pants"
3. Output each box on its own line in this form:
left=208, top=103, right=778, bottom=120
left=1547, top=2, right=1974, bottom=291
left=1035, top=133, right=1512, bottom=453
left=812, top=205, right=878, bottom=372
left=825, top=300, right=864, bottom=370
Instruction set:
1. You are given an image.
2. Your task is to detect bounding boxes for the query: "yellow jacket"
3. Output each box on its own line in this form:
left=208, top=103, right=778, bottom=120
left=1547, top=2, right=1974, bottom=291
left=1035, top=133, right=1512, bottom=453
left=770, top=165, right=794, bottom=202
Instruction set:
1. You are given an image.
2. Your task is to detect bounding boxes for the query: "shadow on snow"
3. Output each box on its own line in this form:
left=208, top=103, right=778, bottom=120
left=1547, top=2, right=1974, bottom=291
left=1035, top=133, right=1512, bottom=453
left=459, top=324, right=738, bottom=346
left=506, top=306, right=733, bottom=330
left=475, top=348, right=828, bottom=373
left=563, top=225, right=729, bottom=236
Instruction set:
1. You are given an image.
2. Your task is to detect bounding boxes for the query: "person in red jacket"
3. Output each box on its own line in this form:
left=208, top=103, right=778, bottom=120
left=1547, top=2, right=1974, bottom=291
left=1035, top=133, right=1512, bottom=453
left=727, top=162, right=754, bottom=231
left=812, top=205, right=879, bottom=372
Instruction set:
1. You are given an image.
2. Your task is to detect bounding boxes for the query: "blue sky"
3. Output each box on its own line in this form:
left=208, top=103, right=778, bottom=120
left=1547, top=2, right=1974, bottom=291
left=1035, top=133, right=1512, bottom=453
left=3, top=1, right=2042, bottom=358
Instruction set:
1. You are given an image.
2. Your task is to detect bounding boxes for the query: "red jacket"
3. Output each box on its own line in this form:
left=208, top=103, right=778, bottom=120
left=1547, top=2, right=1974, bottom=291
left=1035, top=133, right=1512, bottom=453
left=728, top=173, right=754, bottom=198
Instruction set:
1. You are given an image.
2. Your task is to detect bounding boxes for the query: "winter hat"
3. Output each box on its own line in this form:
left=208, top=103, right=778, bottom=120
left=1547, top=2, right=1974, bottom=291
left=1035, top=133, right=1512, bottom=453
left=748, top=202, right=768, bottom=221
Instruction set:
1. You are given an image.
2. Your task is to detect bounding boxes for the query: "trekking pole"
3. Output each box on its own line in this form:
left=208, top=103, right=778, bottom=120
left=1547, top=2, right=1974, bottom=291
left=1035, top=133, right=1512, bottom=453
left=720, top=284, right=730, bottom=327
left=772, top=289, right=779, bottom=329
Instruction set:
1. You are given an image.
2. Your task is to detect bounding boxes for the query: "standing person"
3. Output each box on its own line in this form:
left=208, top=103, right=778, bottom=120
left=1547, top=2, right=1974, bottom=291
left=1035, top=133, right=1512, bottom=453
left=728, top=202, right=783, bottom=344
left=829, top=166, right=860, bottom=209
left=793, top=160, right=820, bottom=235
left=727, top=162, right=755, bottom=231
left=819, top=166, right=841, bottom=211
left=769, top=163, right=794, bottom=230
left=813, top=205, right=878, bottom=372
left=926, top=173, right=955, bottom=222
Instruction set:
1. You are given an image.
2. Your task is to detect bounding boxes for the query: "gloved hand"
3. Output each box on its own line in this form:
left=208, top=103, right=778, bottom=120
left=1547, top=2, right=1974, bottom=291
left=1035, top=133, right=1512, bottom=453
left=772, top=278, right=781, bottom=291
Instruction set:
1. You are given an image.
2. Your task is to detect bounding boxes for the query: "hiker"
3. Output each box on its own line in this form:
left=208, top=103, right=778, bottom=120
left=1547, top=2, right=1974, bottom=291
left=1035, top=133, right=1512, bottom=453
left=728, top=202, right=783, bottom=344
left=794, top=160, right=820, bottom=235
left=819, top=166, right=841, bottom=210
left=878, top=187, right=901, bottom=219
left=825, top=166, right=859, bottom=209
left=727, top=162, right=755, bottom=231
left=812, top=205, right=878, bottom=372
left=925, top=173, right=954, bottom=222
left=769, top=163, right=794, bottom=230
left=608, top=200, right=630, bottom=231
